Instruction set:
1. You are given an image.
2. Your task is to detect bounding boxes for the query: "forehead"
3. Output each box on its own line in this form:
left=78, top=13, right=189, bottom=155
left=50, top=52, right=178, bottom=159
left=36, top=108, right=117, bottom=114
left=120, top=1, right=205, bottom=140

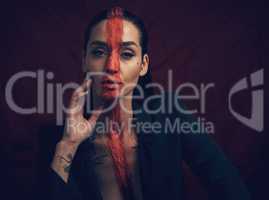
left=89, top=19, right=140, bottom=44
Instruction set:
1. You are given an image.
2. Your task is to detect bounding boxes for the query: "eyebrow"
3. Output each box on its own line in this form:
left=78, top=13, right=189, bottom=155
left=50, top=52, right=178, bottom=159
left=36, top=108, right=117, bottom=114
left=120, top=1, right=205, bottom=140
left=89, top=40, right=139, bottom=48
left=121, top=41, right=139, bottom=47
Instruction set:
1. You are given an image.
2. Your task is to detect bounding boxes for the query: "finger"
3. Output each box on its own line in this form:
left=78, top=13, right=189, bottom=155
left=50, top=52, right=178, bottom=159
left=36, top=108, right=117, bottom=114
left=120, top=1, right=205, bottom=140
left=88, top=107, right=103, bottom=125
left=75, top=78, right=92, bottom=95
left=70, top=79, right=91, bottom=105
left=68, top=79, right=92, bottom=116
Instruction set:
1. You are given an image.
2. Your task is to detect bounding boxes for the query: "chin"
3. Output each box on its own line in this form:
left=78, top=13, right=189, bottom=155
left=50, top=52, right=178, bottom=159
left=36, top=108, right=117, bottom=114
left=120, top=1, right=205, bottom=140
left=101, top=89, right=121, bottom=101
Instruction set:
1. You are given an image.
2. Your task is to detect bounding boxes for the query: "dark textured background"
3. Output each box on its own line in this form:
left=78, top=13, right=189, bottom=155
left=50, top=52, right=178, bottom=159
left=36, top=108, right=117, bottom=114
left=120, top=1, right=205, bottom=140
left=1, top=0, right=268, bottom=199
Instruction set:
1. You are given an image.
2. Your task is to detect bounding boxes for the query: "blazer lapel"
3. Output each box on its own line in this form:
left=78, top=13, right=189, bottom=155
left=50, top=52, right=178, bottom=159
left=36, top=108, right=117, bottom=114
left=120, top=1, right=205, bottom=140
left=132, top=102, right=155, bottom=199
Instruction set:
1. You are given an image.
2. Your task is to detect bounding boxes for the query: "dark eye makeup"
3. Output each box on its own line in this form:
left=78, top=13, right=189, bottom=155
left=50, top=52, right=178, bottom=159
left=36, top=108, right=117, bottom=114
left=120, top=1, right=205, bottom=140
left=89, top=45, right=136, bottom=60
left=90, top=48, right=107, bottom=58
left=121, top=51, right=135, bottom=59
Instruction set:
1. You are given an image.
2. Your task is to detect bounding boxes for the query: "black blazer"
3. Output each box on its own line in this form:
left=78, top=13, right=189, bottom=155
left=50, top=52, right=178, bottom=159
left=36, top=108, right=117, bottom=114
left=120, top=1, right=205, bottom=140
left=43, top=92, right=250, bottom=200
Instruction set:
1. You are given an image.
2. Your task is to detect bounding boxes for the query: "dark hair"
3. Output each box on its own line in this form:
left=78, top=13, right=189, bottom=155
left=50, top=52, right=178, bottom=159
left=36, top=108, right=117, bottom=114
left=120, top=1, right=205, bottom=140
left=83, top=8, right=155, bottom=105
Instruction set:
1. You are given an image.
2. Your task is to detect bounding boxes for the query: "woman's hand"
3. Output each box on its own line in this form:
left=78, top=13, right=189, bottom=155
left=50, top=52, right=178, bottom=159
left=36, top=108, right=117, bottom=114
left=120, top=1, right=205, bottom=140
left=61, top=78, right=103, bottom=147
left=51, top=78, right=103, bottom=183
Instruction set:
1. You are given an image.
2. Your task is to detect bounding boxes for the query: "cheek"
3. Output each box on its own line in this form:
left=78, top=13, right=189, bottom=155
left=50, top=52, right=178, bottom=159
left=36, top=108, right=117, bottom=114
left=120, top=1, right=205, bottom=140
left=84, top=57, right=105, bottom=92
left=121, top=59, right=141, bottom=84
left=85, top=56, right=106, bottom=72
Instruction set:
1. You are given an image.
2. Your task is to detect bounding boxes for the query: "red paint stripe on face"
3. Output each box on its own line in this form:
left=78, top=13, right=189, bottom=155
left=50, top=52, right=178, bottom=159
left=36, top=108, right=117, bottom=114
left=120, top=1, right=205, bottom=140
left=104, top=8, right=135, bottom=200
left=105, top=7, right=123, bottom=82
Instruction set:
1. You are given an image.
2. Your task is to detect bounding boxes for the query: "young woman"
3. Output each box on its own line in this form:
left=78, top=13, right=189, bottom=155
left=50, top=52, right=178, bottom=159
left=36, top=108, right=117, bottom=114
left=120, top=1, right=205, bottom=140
left=48, top=7, right=250, bottom=200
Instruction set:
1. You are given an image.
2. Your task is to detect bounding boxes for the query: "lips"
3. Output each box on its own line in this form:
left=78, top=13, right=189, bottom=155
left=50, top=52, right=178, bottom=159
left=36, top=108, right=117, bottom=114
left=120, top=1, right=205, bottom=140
left=101, top=77, right=123, bottom=89
left=101, top=79, right=122, bottom=84
left=101, top=77, right=122, bottom=85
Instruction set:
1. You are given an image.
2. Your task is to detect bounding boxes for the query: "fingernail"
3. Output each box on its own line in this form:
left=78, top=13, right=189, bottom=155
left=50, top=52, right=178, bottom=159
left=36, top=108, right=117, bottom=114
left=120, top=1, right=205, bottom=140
left=86, top=72, right=92, bottom=80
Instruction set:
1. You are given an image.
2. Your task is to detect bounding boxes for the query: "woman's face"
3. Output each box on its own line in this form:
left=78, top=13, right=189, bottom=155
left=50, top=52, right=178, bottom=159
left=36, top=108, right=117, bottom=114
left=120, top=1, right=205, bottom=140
left=83, top=19, right=149, bottom=102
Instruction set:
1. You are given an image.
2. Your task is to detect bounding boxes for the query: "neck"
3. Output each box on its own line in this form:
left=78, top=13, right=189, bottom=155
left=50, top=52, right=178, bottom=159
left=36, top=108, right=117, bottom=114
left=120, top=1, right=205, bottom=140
left=92, top=93, right=134, bottom=134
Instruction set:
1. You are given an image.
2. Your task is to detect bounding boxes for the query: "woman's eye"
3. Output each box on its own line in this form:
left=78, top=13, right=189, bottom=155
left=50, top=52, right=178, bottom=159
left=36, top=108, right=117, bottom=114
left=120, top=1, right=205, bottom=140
left=91, top=49, right=106, bottom=57
left=121, top=52, right=134, bottom=59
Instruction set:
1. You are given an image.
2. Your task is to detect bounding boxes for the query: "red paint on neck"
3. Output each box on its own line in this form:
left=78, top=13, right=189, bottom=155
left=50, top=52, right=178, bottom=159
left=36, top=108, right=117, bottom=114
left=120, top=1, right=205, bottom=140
left=104, top=7, right=135, bottom=200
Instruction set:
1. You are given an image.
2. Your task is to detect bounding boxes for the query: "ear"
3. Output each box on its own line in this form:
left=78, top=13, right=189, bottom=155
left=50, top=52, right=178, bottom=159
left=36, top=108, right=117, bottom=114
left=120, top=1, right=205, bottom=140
left=139, top=54, right=149, bottom=76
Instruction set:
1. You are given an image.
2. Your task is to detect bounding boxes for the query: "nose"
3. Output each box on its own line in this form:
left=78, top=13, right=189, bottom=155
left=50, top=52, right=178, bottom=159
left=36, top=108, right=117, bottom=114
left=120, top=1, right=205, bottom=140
left=104, top=50, right=120, bottom=74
